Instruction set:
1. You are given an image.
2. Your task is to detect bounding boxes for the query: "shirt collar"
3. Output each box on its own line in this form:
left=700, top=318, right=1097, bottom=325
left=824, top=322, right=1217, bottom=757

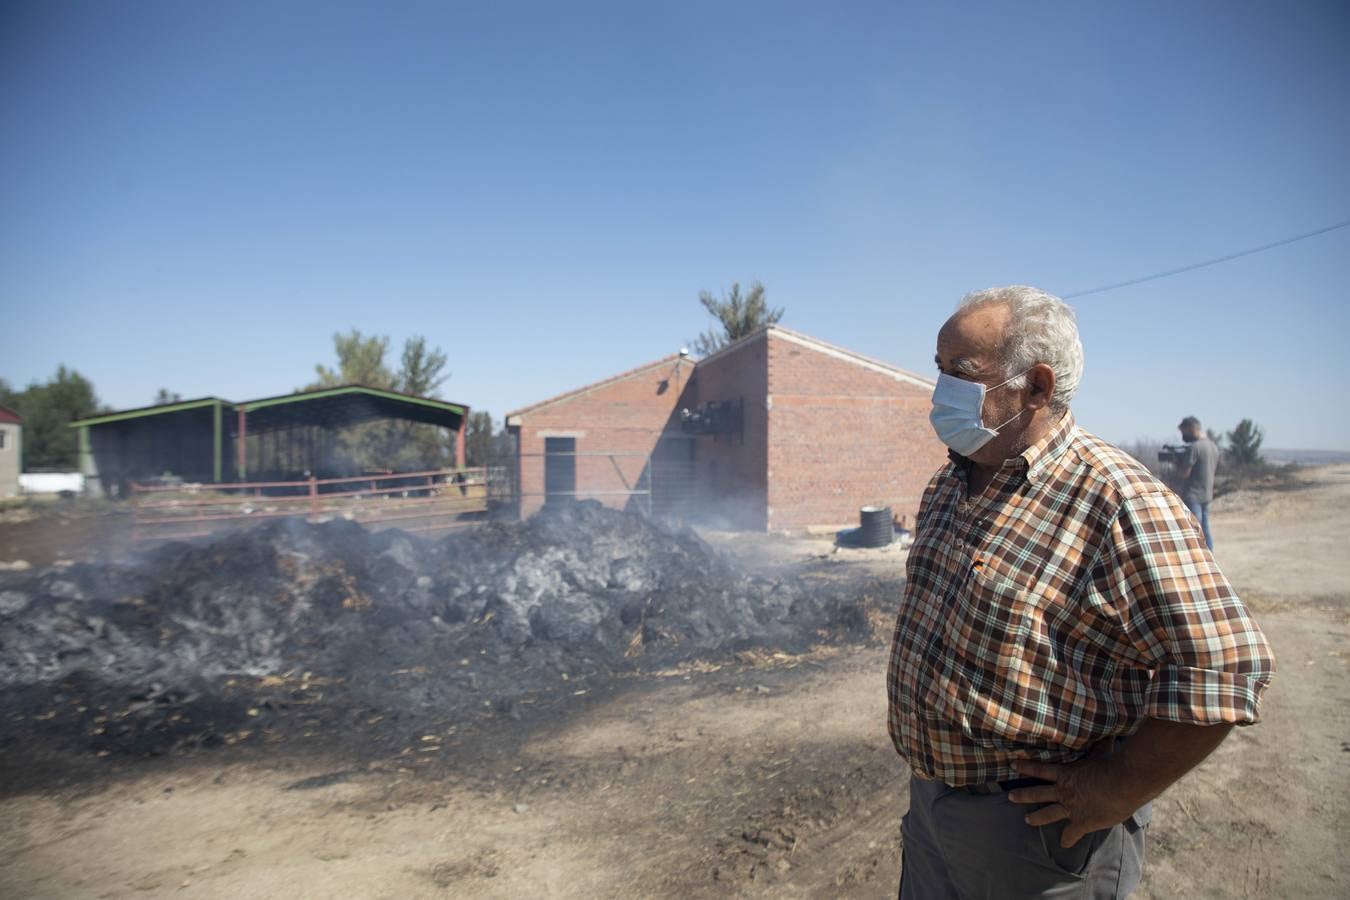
left=1021, top=412, right=1077, bottom=486
left=945, top=412, right=1077, bottom=487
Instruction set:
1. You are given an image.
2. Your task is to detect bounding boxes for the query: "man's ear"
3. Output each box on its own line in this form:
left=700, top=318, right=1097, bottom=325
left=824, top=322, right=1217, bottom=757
left=1026, top=363, right=1056, bottom=410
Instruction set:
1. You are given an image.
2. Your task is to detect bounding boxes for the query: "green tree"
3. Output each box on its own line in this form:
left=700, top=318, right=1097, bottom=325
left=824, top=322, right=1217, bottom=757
left=399, top=336, right=449, bottom=397
left=1226, top=419, right=1264, bottom=466
left=492, top=423, right=516, bottom=462
left=311, top=330, right=396, bottom=390
left=4, top=366, right=101, bottom=470
left=309, top=332, right=454, bottom=472
left=690, top=281, right=782, bottom=356
left=462, top=411, right=495, bottom=467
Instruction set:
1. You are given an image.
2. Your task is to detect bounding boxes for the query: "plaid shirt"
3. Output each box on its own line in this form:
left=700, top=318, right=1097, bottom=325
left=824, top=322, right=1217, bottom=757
left=888, top=414, right=1274, bottom=786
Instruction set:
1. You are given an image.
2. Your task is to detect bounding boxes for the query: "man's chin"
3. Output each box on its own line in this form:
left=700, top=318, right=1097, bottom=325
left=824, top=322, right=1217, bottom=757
left=964, top=446, right=1004, bottom=467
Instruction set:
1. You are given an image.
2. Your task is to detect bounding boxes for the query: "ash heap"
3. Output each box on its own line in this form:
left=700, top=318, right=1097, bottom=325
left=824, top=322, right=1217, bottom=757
left=1, top=504, right=875, bottom=760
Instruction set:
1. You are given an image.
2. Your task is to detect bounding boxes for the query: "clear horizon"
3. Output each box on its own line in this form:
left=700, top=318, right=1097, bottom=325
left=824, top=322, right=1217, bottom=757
left=3, top=1, right=1348, bottom=450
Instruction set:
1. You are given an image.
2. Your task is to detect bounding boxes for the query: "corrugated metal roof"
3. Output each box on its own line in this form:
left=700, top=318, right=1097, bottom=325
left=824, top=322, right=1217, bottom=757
left=71, top=386, right=467, bottom=431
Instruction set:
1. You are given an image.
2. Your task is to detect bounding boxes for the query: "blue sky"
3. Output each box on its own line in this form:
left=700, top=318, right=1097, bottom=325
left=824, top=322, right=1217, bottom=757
left=3, top=1, right=1348, bottom=449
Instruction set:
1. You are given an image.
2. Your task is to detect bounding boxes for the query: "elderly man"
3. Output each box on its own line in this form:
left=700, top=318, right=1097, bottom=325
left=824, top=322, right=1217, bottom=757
left=888, top=286, right=1274, bottom=898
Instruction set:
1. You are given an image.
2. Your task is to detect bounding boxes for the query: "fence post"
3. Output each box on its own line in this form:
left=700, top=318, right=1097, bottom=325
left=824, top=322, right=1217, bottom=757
left=129, top=482, right=141, bottom=544
left=308, top=476, right=318, bottom=520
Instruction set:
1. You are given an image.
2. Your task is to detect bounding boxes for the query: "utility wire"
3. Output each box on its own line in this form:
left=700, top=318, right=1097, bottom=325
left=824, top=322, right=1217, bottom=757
left=1063, top=218, right=1350, bottom=299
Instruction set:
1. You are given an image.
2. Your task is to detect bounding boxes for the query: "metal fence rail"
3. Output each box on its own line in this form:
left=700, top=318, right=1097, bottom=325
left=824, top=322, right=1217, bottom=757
left=129, top=444, right=704, bottom=543
left=514, top=451, right=657, bottom=515
left=129, top=467, right=492, bottom=542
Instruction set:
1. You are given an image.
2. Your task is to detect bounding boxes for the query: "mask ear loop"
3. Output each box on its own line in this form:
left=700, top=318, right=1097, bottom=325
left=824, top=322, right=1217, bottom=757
left=989, top=406, right=1025, bottom=431
left=988, top=368, right=1033, bottom=392
left=985, top=368, right=1034, bottom=432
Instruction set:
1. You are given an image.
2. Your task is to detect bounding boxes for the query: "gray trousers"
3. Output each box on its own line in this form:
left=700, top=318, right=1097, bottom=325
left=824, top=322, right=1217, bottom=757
left=899, top=775, right=1150, bottom=899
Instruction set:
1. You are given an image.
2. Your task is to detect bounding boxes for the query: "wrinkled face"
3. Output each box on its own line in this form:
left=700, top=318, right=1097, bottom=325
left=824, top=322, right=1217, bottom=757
left=935, top=304, right=1028, bottom=464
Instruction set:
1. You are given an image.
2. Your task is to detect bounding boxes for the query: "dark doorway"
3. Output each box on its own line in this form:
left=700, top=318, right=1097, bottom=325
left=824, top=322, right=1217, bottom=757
left=651, top=436, right=696, bottom=518
left=543, top=437, right=576, bottom=504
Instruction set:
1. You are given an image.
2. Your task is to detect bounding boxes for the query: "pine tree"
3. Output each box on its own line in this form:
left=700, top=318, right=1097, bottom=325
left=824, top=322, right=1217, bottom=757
left=690, top=281, right=783, bottom=356
left=1226, top=419, right=1264, bottom=466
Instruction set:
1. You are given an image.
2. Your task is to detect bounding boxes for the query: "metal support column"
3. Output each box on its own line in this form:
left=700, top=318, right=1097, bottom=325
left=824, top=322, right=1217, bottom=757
left=212, top=401, right=222, bottom=483
left=236, top=408, right=248, bottom=480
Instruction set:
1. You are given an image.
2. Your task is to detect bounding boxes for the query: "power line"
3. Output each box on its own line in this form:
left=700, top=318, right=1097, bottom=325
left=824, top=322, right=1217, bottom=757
left=1063, top=218, right=1350, bottom=299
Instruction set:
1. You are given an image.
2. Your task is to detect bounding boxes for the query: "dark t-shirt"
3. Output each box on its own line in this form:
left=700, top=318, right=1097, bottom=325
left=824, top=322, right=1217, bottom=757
left=1182, top=437, right=1220, bottom=504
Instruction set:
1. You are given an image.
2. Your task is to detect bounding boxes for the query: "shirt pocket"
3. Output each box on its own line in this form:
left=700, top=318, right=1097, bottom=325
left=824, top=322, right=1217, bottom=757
left=945, top=567, right=1033, bottom=668
left=925, top=568, right=1035, bottom=730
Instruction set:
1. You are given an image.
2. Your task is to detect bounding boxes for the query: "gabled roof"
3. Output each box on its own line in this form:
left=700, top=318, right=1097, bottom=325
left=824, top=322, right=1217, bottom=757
left=71, top=385, right=468, bottom=431
left=697, top=325, right=934, bottom=389
left=0, top=404, right=21, bottom=425
left=506, top=327, right=933, bottom=425
left=506, top=354, right=690, bottom=424
left=71, top=397, right=232, bottom=427
left=239, top=385, right=467, bottom=430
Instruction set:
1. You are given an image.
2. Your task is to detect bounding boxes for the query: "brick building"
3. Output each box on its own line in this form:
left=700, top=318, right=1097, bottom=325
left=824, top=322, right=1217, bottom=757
left=505, top=326, right=947, bottom=532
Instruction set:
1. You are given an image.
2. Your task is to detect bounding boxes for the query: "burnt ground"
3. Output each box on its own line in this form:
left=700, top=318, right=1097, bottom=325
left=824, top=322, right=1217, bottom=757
left=0, top=503, right=895, bottom=798
left=0, top=498, right=133, bottom=569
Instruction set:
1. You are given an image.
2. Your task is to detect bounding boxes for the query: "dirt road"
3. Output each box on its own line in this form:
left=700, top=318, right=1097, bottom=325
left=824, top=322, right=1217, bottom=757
left=2, top=469, right=1347, bottom=899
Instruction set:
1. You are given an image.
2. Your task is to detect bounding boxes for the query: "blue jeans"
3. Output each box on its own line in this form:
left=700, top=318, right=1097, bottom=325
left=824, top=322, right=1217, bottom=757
left=1183, top=495, right=1213, bottom=550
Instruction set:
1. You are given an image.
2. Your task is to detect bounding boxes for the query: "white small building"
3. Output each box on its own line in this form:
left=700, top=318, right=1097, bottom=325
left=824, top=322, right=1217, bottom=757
left=0, top=405, right=21, bottom=499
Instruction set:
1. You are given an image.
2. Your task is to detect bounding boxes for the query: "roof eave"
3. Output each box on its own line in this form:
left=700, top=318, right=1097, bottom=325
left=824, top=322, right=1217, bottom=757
left=506, top=354, right=688, bottom=421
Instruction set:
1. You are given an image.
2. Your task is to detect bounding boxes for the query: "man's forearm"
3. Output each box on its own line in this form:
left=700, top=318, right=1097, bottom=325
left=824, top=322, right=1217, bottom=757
left=1107, top=718, right=1233, bottom=807
left=1011, top=718, right=1235, bottom=846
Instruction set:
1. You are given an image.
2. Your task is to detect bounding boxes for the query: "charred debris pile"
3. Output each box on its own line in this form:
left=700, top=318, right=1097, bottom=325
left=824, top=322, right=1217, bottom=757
left=1, top=503, right=882, bottom=760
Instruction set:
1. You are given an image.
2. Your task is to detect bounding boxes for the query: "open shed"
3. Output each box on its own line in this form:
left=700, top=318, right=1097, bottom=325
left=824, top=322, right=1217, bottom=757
left=73, top=386, right=468, bottom=496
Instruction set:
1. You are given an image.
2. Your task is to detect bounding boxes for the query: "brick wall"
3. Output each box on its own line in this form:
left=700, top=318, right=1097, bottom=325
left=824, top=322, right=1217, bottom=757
left=510, top=357, right=694, bottom=518
left=507, top=329, right=946, bottom=532
left=764, top=331, right=947, bottom=532
left=687, top=337, right=769, bottom=530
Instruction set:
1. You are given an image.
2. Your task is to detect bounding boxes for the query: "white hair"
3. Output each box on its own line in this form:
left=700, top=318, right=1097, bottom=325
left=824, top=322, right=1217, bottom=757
left=957, top=285, right=1084, bottom=412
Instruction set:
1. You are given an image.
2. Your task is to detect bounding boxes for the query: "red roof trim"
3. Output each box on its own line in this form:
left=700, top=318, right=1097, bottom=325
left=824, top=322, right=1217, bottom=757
left=0, top=405, right=22, bottom=425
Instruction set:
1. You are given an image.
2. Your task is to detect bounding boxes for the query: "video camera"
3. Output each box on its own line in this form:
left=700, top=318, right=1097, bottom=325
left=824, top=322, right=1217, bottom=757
left=1157, top=444, right=1190, bottom=466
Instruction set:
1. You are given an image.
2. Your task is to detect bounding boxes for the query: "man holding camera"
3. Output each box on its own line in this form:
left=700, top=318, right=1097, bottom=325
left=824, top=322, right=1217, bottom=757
left=1176, top=416, right=1220, bottom=549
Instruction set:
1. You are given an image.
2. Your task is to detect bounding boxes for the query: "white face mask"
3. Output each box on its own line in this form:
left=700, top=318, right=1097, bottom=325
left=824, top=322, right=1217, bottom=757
left=929, top=370, right=1028, bottom=457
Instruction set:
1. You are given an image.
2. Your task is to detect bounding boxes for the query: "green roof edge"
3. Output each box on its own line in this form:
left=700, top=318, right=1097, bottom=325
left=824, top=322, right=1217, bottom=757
left=71, top=398, right=227, bottom=427
left=241, top=385, right=465, bottom=416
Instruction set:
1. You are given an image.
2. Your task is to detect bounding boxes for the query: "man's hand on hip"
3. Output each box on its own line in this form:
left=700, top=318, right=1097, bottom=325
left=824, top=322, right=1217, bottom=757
left=1007, top=743, right=1139, bottom=848
left=1007, top=718, right=1235, bottom=848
